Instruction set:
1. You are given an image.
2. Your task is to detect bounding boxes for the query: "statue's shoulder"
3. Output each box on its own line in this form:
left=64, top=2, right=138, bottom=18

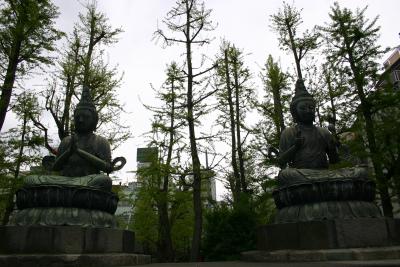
left=93, top=134, right=111, bottom=148
left=280, top=126, right=297, bottom=147
left=61, top=135, right=72, bottom=142
left=281, top=126, right=297, bottom=136
left=316, top=126, right=331, bottom=135
left=316, top=126, right=334, bottom=141
left=59, top=135, right=72, bottom=147
left=56, top=135, right=72, bottom=154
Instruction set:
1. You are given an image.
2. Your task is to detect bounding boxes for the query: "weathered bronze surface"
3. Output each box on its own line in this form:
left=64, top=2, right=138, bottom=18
left=274, top=80, right=381, bottom=222
left=14, top=86, right=126, bottom=227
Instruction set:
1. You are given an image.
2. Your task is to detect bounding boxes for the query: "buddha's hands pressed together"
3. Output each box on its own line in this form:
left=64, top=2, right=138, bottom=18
left=70, top=135, right=77, bottom=153
left=295, top=130, right=304, bottom=150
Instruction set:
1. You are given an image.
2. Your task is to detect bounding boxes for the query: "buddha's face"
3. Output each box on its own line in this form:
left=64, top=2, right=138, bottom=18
left=74, top=108, right=97, bottom=133
left=295, top=99, right=315, bottom=124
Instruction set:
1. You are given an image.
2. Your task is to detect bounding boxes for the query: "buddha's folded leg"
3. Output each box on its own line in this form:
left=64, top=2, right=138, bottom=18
left=85, top=174, right=112, bottom=191
left=24, top=175, right=78, bottom=186
left=277, top=168, right=309, bottom=187
left=23, top=174, right=112, bottom=191
left=277, top=166, right=369, bottom=188
left=333, top=167, right=368, bottom=179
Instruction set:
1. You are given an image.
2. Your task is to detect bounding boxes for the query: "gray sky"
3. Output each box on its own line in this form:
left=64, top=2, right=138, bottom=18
left=4, top=0, right=400, bottom=192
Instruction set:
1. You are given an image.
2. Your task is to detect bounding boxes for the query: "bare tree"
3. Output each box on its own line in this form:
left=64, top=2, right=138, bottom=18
left=215, top=42, right=254, bottom=200
left=154, top=0, right=216, bottom=260
left=41, top=1, right=129, bottom=152
left=319, top=2, right=392, bottom=216
left=270, top=2, right=319, bottom=80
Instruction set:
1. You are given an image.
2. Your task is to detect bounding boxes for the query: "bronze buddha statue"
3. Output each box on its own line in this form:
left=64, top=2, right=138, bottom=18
left=273, top=79, right=380, bottom=223
left=15, top=86, right=125, bottom=227
left=277, top=79, right=367, bottom=187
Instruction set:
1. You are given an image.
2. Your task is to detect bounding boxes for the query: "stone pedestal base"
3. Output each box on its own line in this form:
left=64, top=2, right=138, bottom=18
left=0, top=253, right=151, bottom=267
left=0, top=226, right=151, bottom=266
left=257, top=218, right=400, bottom=251
left=242, top=246, right=400, bottom=262
left=0, top=226, right=136, bottom=254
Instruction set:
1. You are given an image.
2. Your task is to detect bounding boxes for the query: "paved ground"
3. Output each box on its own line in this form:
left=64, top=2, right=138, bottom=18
left=129, top=260, right=400, bottom=267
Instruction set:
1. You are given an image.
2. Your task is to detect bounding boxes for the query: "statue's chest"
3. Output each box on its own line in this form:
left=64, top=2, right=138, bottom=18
left=68, top=137, right=99, bottom=164
left=300, top=129, right=326, bottom=153
left=76, top=137, right=97, bottom=155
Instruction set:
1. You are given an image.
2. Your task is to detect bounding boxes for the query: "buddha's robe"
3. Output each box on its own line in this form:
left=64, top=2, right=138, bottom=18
left=25, top=133, right=112, bottom=191
left=278, top=125, right=367, bottom=187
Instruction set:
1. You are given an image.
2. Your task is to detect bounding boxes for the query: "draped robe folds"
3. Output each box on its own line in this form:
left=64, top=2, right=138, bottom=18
left=277, top=125, right=367, bottom=187
left=25, top=133, right=112, bottom=191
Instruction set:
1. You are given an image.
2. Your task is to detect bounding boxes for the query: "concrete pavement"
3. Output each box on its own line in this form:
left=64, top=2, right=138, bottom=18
left=127, top=259, right=400, bottom=267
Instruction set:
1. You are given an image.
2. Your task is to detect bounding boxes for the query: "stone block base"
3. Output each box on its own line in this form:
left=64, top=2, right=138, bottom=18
left=0, top=226, right=135, bottom=254
left=242, top=246, right=400, bottom=262
left=0, top=253, right=151, bottom=267
left=257, top=218, right=400, bottom=251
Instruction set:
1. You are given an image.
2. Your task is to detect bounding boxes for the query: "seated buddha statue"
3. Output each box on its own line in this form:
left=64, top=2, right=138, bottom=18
left=277, top=79, right=367, bottom=188
left=24, top=85, right=125, bottom=191
left=14, top=86, right=125, bottom=227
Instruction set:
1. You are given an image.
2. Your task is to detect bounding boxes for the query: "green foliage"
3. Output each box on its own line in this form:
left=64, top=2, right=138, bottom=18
left=0, top=0, right=63, bottom=131
left=270, top=1, right=319, bottom=79
left=0, top=92, right=44, bottom=224
left=154, top=1, right=218, bottom=260
left=215, top=42, right=255, bottom=118
left=43, top=1, right=129, bottom=150
left=214, top=41, right=256, bottom=198
left=255, top=55, right=290, bottom=155
left=133, top=151, right=196, bottom=260
left=319, top=2, right=394, bottom=216
left=319, top=2, right=388, bottom=83
left=249, top=55, right=290, bottom=196
left=132, top=181, right=158, bottom=254
left=0, top=0, right=64, bottom=75
left=132, top=162, right=194, bottom=259
left=202, top=197, right=258, bottom=261
left=254, top=178, right=277, bottom=224
left=170, top=189, right=194, bottom=261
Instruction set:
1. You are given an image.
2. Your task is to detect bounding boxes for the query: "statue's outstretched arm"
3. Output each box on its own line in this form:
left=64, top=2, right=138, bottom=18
left=278, top=145, right=297, bottom=168
left=327, top=141, right=340, bottom=164
left=53, top=149, right=72, bottom=171
left=75, top=148, right=112, bottom=173
left=53, top=138, right=73, bottom=171
left=278, top=129, right=303, bottom=168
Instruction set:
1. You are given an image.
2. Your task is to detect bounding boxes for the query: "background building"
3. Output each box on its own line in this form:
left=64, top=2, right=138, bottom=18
left=379, top=47, right=400, bottom=89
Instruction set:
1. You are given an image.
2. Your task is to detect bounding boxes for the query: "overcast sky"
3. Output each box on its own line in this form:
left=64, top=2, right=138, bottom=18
left=4, top=0, right=399, bottom=191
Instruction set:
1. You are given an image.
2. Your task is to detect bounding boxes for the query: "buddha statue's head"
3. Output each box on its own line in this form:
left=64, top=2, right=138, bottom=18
left=290, top=79, right=315, bottom=124
left=74, top=86, right=98, bottom=134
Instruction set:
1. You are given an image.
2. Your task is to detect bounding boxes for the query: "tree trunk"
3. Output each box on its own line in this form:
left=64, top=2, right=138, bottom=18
left=60, top=47, right=79, bottom=140
left=316, top=104, right=323, bottom=127
left=342, top=29, right=393, bottom=216
left=60, top=77, right=75, bottom=139
left=285, top=21, right=303, bottom=80
left=362, top=106, right=393, bottom=217
left=326, top=72, right=337, bottom=124
left=157, top=196, right=174, bottom=262
left=224, top=49, right=240, bottom=201
left=271, top=79, right=285, bottom=144
left=0, top=7, right=26, bottom=132
left=0, top=38, right=22, bottom=132
left=2, top=111, right=27, bottom=225
left=157, top=78, right=176, bottom=262
left=83, top=10, right=96, bottom=88
left=185, top=2, right=202, bottom=261
left=353, top=71, right=393, bottom=217
left=232, top=55, right=247, bottom=193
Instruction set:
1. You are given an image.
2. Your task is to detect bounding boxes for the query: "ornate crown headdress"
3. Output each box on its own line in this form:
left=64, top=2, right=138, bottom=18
left=76, top=85, right=96, bottom=112
left=291, top=79, right=314, bottom=106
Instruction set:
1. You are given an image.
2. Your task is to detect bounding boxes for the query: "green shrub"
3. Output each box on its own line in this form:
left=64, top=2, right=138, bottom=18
left=202, top=197, right=257, bottom=261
